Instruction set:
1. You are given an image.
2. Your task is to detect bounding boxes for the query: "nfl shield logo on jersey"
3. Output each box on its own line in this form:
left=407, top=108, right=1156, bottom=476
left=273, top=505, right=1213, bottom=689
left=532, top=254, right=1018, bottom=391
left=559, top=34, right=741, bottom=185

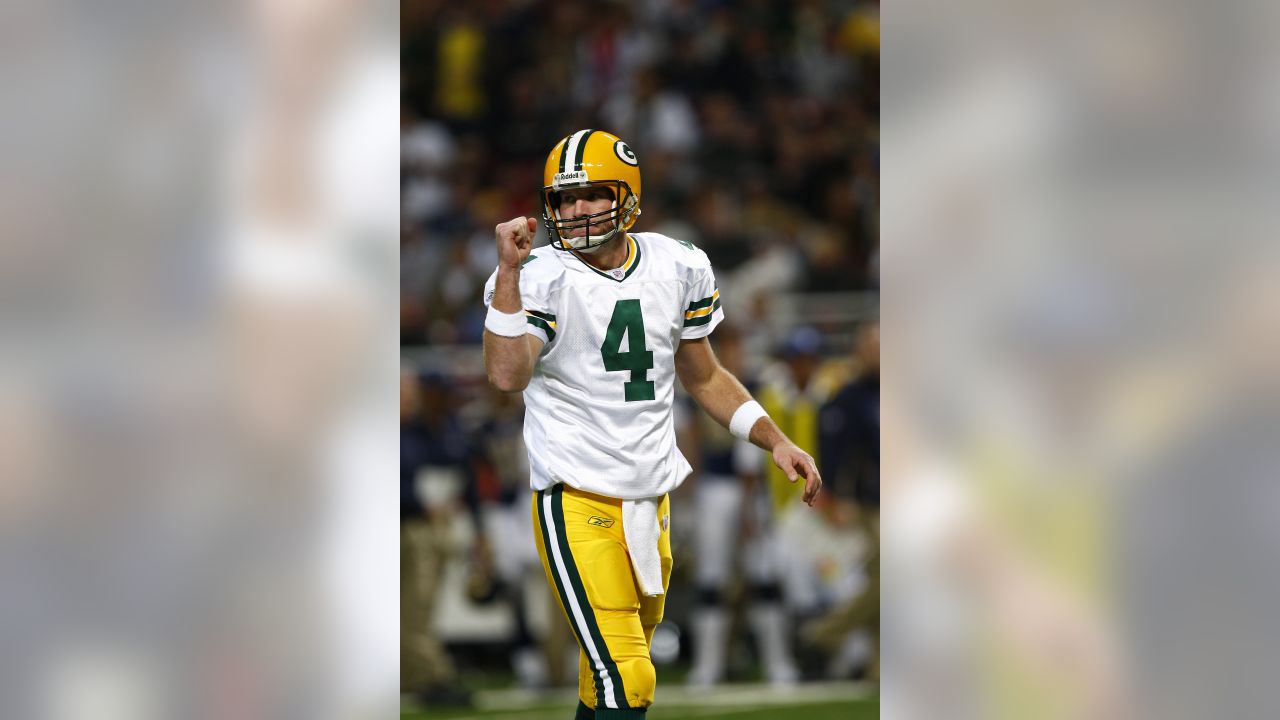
left=661, top=513, right=669, bottom=532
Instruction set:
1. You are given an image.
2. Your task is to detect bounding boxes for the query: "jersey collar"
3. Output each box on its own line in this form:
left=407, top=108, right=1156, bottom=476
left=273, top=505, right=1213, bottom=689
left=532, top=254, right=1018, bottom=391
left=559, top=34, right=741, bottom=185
left=571, top=234, right=641, bottom=282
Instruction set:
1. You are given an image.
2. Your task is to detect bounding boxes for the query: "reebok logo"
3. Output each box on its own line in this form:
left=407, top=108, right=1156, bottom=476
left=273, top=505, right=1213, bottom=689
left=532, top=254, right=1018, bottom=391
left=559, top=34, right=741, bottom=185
left=587, top=516, right=614, bottom=528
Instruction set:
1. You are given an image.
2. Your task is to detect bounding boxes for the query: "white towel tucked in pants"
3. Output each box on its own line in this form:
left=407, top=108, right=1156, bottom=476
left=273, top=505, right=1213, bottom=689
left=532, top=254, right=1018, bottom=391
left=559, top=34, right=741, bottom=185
left=621, top=497, right=664, bottom=597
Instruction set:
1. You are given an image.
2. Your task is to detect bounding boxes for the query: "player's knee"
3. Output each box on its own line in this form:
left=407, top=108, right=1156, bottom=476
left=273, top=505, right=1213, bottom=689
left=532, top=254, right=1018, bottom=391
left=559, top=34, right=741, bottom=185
left=617, top=656, right=656, bottom=708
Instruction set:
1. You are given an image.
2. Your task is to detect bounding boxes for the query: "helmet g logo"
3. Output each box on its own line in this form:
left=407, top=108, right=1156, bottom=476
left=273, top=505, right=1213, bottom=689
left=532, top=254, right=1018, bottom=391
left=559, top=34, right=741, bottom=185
left=614, top=140, right=639, bottom=166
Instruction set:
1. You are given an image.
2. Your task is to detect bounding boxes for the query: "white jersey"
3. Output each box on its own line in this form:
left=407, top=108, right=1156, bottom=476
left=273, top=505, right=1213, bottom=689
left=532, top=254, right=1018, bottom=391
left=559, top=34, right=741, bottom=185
left=483, top=231, right=724, bottom=499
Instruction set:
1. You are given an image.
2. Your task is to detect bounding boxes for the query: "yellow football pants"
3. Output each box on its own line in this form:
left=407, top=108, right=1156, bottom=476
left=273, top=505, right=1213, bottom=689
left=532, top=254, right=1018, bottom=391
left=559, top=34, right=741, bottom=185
left=533, top=484, right=672, bottom=713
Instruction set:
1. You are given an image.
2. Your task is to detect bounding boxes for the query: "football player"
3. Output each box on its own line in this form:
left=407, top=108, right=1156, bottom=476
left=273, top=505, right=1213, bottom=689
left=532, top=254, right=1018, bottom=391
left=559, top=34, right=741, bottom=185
left=482, top=129, right=822, bottom=720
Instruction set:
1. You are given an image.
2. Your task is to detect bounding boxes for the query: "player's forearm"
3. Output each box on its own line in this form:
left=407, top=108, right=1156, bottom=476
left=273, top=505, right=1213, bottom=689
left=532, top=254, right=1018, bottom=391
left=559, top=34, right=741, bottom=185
left=484, top=268, right=535, bottom=392
left=490, top=267, right=522, bottom=313
left=483, top=332, right=535, bottom=392
left=686, top=366, right=752, bottom=428
left=692, top=369, right=789, bottom=451
left=688, top=368, right=798, bottom=453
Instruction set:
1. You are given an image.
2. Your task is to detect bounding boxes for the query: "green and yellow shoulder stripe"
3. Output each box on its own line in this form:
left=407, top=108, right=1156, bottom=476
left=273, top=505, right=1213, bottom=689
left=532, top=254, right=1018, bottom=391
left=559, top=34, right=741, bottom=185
left=525, top=309, right=557, bottom=341
left=683, top=289, right=720, bottom=327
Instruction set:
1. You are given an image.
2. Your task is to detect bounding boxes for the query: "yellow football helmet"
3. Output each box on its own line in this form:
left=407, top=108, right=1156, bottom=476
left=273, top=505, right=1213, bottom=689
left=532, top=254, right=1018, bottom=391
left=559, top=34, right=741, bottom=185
left=541, top=129, right=642, bottom=251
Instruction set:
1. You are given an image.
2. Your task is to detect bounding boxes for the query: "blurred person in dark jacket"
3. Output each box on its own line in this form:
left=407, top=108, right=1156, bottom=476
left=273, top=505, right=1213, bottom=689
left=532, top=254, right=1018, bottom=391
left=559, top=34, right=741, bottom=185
left=400, top=369, right=472, bottom=707
left=821, top=320, right=880, bottom=510
left=807, top=320, right=880, bottom=679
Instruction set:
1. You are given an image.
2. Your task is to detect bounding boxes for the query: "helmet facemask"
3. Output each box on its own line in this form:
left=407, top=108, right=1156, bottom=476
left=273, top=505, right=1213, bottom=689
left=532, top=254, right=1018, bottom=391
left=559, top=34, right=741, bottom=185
left=542, top=180, right=640, bottom=253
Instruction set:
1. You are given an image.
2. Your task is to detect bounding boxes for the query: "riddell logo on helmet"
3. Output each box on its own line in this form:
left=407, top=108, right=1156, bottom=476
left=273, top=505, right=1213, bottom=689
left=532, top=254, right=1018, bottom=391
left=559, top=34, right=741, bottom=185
left=553, top=170, right=589, bottom=187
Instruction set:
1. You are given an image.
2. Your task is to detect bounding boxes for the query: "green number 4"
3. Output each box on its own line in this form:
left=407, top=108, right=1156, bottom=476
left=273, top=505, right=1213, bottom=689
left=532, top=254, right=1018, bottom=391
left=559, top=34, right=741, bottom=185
left=601, top=299, right=655, bottom=402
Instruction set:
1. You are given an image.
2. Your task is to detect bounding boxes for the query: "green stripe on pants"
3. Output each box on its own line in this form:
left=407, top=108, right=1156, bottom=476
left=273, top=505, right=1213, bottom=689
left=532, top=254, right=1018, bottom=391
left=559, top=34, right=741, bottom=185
left=551, top=485, right=629, bottom=709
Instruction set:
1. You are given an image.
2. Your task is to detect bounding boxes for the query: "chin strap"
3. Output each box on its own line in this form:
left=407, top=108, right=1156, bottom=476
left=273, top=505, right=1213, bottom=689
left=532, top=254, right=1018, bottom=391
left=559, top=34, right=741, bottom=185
left=571, top=225, right=624, bottom=252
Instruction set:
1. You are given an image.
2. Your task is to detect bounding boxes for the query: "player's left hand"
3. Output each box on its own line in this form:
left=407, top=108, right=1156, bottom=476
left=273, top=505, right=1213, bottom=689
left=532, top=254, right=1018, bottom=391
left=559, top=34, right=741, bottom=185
left=772, top=442, right=822, bottom=506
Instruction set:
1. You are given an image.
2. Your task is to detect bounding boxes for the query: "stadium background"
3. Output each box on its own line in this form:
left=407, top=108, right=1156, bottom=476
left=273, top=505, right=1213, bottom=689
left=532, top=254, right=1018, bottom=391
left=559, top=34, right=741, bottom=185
left=401, top=0, right=879, bottom=716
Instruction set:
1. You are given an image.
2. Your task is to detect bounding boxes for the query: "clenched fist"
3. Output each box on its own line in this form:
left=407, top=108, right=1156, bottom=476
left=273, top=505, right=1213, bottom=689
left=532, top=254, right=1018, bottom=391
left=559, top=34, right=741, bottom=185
left=496, top=217, right=538, bottom=271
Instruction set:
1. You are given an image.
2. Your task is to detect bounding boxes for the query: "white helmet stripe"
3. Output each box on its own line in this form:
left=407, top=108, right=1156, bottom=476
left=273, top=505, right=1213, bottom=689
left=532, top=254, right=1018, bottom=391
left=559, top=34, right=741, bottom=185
left=563, top=129, right=591, bottom=174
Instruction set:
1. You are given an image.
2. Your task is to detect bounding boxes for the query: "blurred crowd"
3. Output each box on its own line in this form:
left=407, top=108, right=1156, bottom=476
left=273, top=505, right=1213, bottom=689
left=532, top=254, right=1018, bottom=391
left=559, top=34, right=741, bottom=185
left=401, top=0, right=879, bottom=346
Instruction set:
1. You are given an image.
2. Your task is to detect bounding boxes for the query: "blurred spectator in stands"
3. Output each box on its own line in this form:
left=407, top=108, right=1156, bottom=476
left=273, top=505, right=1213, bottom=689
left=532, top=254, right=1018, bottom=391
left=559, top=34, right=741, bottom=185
left=684, top=325, right=800, bottom=687
left=425, top=235, right=485, bottom=345
left=431, top=8, right=490, bottom=132
left=400, top=224, right=435, bottom=345
left=401, top=370, right=472, bottom=707
left=806, top=320, right=880, bottom=679
left=602, top=65, right=700, bottom=158
left=468, top=387, right=577, bottom=689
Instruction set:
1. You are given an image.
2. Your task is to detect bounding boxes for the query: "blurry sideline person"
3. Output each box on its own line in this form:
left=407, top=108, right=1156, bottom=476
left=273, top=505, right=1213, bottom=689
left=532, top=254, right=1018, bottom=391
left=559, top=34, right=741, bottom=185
left=684, top=324, right=800, bottom=687
left=469, top=387, right=577, bottom=689
left=758, top=326, right=844, bottom=616
left=759, top=327, right=842, bottom=515
left=400, top=371, right=472, bottom=707
left=482, top=129, right=822, bottom=719
left=807, top=320, right=881, bottom=679
left=821, top=321, right=880, bottom=512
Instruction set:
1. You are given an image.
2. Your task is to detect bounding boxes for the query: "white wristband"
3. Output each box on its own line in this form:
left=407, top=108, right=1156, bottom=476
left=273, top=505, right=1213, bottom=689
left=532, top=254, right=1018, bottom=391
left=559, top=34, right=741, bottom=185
left=729, top=400, right=768, bottom=441
left=485, top=306, right=528, bottom=337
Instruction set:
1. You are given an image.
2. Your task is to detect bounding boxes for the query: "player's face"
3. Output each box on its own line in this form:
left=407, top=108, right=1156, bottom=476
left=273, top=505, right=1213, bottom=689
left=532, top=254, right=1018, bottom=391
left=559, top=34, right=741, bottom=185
left=558, top=186, right=616, bottom=238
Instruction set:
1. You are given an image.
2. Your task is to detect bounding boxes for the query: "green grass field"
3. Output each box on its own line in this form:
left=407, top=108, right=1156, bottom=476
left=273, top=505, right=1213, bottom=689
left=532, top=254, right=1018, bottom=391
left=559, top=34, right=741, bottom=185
left=402, top=681, right=878, bottom=720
